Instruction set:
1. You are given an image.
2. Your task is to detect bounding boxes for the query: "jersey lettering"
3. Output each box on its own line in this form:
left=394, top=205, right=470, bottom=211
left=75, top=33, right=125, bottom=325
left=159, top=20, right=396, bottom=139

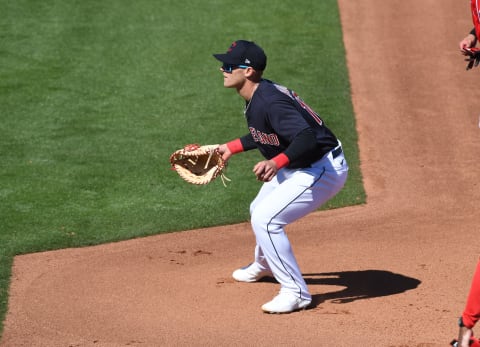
left=249, top=127, right=280, bottom=146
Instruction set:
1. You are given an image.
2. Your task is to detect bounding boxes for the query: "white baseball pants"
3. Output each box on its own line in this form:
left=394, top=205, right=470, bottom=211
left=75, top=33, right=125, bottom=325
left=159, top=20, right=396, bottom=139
left=248, top=146, right=349, bottom=300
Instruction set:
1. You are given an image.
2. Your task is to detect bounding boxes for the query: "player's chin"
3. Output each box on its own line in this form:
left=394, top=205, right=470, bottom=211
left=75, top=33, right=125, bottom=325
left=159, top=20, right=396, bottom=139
left=223, top=80, right=236, bottom=88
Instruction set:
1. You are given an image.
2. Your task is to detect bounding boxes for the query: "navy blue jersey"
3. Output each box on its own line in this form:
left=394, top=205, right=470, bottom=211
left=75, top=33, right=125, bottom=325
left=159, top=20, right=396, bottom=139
left=239, top=79, right=339, bottom=168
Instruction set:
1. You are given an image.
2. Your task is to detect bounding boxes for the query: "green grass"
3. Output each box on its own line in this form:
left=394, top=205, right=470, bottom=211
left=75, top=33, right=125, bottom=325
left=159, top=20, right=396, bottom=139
left=0, top=0, right=365, bottom=337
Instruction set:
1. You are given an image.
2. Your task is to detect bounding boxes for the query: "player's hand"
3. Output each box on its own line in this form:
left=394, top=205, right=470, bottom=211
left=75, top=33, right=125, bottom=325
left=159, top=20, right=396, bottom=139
left=217, top=144, right=233, bottom=162
left=460, top=34, right=477, bottom=54
left=457, top=327, right=473, bottom=347
left=253, top=160, right=278, bottom=182
left=464, top=47, right=480, bottom=70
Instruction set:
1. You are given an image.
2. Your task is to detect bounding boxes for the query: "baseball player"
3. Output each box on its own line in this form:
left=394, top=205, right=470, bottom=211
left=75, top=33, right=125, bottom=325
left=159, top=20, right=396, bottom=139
left=452, top=1, right=480, bottom=346
left=213, top=40, right=349, bottom=313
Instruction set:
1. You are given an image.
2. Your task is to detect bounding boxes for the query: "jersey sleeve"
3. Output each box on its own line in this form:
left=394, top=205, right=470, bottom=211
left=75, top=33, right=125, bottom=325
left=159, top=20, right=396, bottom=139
left=283, top=128, right=317, bottom=162
left=239, top=133, right=257, bottom=151
left=462, top=259, right=480, bottom=328
left=267, top=99, right=317, bottom=167
left=268, top=99, right=311, bottom=141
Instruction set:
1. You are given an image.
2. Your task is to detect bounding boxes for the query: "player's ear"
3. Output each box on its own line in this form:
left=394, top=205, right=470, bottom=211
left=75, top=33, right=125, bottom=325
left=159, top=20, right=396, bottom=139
left=244, top=66, right=255, bottom=76
left=245, top=67, right=261, bottom=81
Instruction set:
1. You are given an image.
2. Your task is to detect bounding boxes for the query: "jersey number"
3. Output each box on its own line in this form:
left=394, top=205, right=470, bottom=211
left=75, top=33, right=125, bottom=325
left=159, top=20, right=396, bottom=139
left=290, top=91, right=323, bottom=126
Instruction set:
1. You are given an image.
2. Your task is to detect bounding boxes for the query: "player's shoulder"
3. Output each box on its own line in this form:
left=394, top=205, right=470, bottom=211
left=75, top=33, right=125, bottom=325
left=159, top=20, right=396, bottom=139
left=258, top=79, right=292, bottom=102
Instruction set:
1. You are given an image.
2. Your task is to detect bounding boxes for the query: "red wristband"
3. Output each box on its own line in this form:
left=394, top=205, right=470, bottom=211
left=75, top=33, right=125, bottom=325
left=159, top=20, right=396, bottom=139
left=271, top=153, right=290, bottom=169
left=226, top=139, right=244, bottom=154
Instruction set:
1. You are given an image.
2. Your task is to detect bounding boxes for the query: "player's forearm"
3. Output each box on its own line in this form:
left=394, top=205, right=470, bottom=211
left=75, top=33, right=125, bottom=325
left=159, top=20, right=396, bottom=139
left=282, top=128, right=317, bottom=163
left=226, top=134, right=256, bottom=154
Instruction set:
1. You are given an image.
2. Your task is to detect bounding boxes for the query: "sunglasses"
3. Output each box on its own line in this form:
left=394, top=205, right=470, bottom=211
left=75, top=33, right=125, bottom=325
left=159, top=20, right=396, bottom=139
left=221, top=64, right=249, bottom=73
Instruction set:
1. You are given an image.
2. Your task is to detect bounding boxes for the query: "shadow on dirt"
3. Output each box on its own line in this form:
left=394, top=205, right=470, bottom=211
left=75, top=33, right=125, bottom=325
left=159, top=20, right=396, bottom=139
left=303, top=270, right=421, bottom=307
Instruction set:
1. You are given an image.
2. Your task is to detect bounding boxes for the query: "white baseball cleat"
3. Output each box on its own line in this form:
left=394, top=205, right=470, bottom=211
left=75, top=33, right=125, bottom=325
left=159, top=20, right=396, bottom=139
left=261, top=292, right=311, bottom=314
left=232, top=263, right=273, bottom=283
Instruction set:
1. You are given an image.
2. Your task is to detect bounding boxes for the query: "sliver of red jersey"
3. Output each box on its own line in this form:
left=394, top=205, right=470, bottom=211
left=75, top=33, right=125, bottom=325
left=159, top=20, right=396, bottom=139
left=462, top=260, right=480, bottom=328
left=472, top=0, right=480, bottom=39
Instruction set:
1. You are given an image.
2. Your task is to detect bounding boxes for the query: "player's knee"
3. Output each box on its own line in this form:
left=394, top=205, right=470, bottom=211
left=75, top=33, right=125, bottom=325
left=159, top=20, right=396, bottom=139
left=251, top=208, right=282, bottom=234
left=251, top=208, right=268, bottom=230
left=249, top=202, right=255, bottom=216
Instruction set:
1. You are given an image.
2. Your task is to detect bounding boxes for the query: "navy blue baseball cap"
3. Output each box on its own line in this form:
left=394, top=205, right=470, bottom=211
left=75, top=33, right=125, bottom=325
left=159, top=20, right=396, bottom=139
left=213, top=40, right=267, bottom=71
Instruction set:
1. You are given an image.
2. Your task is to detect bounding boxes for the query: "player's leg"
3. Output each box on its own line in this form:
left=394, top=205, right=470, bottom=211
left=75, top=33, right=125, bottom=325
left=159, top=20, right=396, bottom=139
left=232, top=176, right=280, bottom=282
left=250, top=170, right=318, bottom=300
left=252, top=153, right=348, bottom=312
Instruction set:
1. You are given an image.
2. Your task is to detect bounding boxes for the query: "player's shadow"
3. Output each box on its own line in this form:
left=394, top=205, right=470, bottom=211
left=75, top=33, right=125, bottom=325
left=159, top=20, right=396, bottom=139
left=302, top=270, right=421, bottom=308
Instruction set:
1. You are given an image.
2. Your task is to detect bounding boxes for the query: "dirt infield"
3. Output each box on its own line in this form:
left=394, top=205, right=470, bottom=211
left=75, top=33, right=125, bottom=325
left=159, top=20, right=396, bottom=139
left=2, top=1, right=480, bottom=346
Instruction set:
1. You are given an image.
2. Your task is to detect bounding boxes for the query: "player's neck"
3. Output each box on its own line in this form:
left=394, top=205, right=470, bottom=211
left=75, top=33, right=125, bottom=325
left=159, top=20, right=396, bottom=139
left=238, top=81, right=259, bottom=102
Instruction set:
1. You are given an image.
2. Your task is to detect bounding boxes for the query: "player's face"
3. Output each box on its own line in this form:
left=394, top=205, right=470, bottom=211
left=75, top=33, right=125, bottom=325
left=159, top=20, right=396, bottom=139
left=220, top=64, right=248, bottom=89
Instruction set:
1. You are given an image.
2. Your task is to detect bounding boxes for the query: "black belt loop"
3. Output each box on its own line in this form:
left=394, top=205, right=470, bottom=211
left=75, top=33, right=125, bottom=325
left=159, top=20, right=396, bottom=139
left=331, top=146, right=343, bottom=159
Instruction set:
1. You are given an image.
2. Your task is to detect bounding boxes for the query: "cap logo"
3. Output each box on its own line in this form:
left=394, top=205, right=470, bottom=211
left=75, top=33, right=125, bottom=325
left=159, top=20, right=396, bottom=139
left=245, top=59, right=251, bottom=64
left=227, top=41, right=237, bottom=53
